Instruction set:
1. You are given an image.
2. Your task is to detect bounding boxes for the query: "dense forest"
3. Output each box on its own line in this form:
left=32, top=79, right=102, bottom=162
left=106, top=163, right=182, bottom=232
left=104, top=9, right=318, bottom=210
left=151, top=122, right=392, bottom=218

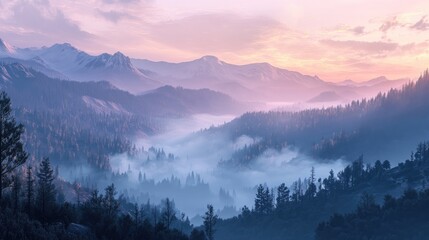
left=0, top=91, right=221, bottom=240
left=2, top=60, right=429, bottom=239
left=214, top=71, right=429, bottom=167
left=215, top=141, right=429, bottom=240
left=316, top=189, right=429, bottom=240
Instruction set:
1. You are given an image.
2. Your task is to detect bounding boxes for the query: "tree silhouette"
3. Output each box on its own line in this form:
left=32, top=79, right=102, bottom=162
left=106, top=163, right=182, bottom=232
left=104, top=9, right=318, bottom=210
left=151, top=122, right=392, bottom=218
left=203, top=204, right=218, bottom=240
left=0, top=91, right=28, bottom=202
left=103, top=184, right=119, bottom=219
left=25, top=165, right=34, bottom=214
left=36, top=157, right=56, bottom=223
left=161, top=197, right=176, bottom=229
left=276, top=183, right=290, bottom=208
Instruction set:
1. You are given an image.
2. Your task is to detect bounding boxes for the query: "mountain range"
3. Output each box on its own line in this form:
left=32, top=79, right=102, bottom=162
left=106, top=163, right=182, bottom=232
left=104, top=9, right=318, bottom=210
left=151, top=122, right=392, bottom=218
left=0, top=38, right=410, bottom=104
left=0, top=62, right=246, bottom=117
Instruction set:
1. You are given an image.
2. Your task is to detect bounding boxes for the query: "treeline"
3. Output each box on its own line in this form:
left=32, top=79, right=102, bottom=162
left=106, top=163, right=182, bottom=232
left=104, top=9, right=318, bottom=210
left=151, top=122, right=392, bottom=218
left=215, top=140, right=429, bottom=240
left=316, top=189, right=429, bottom=240
left=0, top=91, right=207, bottom=240
left=1, top=159, right=198, bottom=240
left=215, top=71, right=429, bottom=167
left=0, top=62, right=161, bottom=170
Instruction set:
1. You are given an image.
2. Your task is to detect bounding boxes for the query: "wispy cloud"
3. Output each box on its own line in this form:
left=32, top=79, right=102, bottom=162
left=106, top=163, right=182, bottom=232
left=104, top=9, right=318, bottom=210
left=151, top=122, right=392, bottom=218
left=320, top=39, right=398, bottom=54
left=97, top=9, right=136, bottom=23
left=379, top=16, right=403, bottom=33
left=102, top=0, right=141, bottom=4
left=350, top=26, right=366, bottom=35
left=148, top=13, right=284, bottom=53
left=410, top=16, right=429, bottom=31
left=0, top=0, right=93, bottom=46
left=1, top=0, right=429, bottom=82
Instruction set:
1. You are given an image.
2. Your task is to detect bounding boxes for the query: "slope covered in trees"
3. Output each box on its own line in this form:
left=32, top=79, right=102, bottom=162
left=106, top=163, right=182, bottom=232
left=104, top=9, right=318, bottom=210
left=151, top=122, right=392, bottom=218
left=316, top=189, right=429, bottom=240
left=0, top=62, right=246, bottom=117
left=213, top=71, right=429, bottom=167
left=214, top=141, right=429, bottom=240
left=0, top=92, right=208, bottom=240
left=0, top=62, right=248, bottom=170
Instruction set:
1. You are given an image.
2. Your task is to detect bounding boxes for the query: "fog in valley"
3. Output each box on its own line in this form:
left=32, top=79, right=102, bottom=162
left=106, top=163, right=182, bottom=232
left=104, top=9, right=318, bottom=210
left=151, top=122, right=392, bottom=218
left=58, top=109, right=347, bottom=223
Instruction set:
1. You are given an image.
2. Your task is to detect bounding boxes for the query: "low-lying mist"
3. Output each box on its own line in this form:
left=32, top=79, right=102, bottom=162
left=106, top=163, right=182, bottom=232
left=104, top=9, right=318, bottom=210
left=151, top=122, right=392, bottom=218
left=59, top=113, right=346, bottom=225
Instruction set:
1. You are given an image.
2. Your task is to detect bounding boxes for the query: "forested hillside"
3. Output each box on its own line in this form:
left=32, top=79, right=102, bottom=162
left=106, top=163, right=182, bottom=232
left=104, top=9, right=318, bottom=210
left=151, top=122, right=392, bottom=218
left=214, top=71, right=429, bottom=167
left=316, top=189, right=429, bottom=240
left=0, top=92, right=209, bottom=240
left=215, top=141, right=429, bottom=240
left=0, top=62, right=246, bottom=170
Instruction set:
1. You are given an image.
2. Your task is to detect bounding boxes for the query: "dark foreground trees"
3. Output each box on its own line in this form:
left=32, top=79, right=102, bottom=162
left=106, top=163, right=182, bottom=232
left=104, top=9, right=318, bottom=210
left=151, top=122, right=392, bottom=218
left=36, top=157, right=56, bottom=223
left=0, top=91, right=28, bottom=202
left=203, top=204, right=218, bottom=240
left=0, top=92, right=195, bottom=239
left=316, top=189, right=429, bottom=240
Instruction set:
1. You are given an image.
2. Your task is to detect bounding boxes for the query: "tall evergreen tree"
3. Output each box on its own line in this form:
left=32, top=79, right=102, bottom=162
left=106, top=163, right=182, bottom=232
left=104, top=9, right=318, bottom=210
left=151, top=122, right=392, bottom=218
left=25, top=165, right=34, bottom=214
left=254, top=184, right=265, bottom=214
left=11, top=174, right=21, bottom=212
left=306, top=167, right=317, bottom=198
left=36, top=157, right=56, bottom=223
left=276, top=183, right=290, bottom=208
left=161, top=197, right=176, bottom=229
left=72, top=181, right=81, bottom=206
left=103, top=184, right=119, bottom=219
left=203, top=204, right=218, bottom=240
left=0, top=91, right=28, bottom=201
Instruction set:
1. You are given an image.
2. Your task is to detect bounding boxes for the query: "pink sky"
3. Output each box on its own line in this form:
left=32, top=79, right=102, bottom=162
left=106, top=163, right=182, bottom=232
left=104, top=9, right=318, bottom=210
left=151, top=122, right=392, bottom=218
left=1, top=0, right=429, bottom=81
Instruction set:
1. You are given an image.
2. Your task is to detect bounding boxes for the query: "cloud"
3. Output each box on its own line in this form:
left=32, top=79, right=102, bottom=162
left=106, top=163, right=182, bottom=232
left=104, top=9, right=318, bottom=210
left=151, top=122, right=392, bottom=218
left=379, top=16, right=401, bottom=32
left=102, top=0, right=141, bottom=4
left=350, top=26, right=365, bottom=35
left=320, top=39, right=398, bottom=54
left=410, top=16, right=429, bottom=31
left=148, top=13, right=284, bottom=53
left=97, top=9, right=136, bottom=23
left=0, top=0, right=93, bottom=46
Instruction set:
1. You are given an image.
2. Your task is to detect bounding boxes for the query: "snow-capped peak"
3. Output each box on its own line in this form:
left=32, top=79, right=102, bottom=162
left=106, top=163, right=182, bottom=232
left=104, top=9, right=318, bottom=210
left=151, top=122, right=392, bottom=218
left=52, top=43, right=73, bottom=49
left=85, top=51, right=136, bottom=72
left=198, top=55, right=223, bottom=65
left=0, top=63, right=34, bottom=81
left=109, top=52, right=131, bottom=66
left=0, top=38, right=16, bottom=56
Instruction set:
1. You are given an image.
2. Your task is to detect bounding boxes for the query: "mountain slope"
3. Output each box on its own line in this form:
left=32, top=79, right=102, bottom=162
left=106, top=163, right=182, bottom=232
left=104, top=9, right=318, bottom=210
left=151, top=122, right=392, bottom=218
left=132, top=56, right=409, bottom=102
left=0, top=62, right=247, bottom=117
left=1, top=39, right=410, bottom=103
left=133, top=56, right=328, bottom=101
left=13, top=43, right=162, bottom=93
left=216, top=141, right=429, bottom=240
left=208, top=71, right=429, bottom=167
left=0, top=38, right=16, bottom=57
left=0, top=56, right=68, bottom=80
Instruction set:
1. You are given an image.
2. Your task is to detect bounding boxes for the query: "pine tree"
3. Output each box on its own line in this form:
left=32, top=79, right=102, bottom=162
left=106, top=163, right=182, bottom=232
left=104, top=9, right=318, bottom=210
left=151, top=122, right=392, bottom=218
left=72, top=181, right=81, bottom=206
left=306, top=167, right=317, bottom=198
left=138, top=171, right=142, bottom=182
left=276, top=183, right=290, bottom=208
left=11, top=174, right=21, bottom=212
left=103, top=184, right=119, bottom=219
left=0, top=91, right=28, bottom=201
left=36, top=157, right=56, bottom=223
left=132, top=203, right=140, bottom=225
left=255, top=184, right=265, bottom=213
left=161, top=197, right=176, bottom=229
left=25, top=165, right=34, bottom=213
left=266, top=187, right=274, bottom=213
left=203, top=204, right=218, bottom=240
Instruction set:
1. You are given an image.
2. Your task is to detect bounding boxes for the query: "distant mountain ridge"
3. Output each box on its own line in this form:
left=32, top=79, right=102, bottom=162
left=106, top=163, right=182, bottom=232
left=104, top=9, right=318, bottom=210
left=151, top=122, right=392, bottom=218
left=0, top=38, right=410, bottom=103
left=0, top=62, right=247, bottom=117
left=210, top=71, right=429, bottom=167
left=14, top=42, right=162, bottom=92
